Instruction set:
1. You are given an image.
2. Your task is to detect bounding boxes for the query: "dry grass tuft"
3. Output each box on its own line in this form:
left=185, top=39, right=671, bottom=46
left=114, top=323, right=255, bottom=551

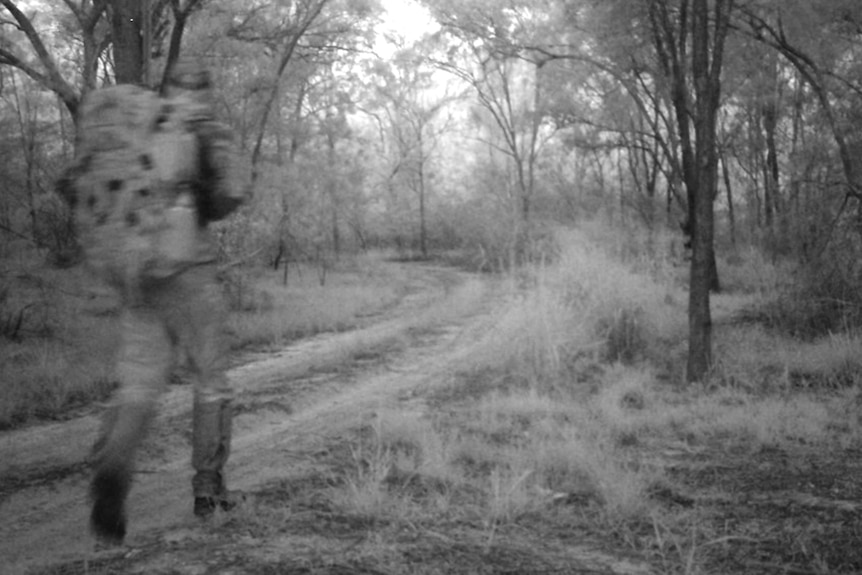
left=411, top=222, right=861, bottom=570
left=228, top=259, right=406, bottom=349
left=0, top=266, right=118, bottom=428
left=0, top=254, right=407, bottom=429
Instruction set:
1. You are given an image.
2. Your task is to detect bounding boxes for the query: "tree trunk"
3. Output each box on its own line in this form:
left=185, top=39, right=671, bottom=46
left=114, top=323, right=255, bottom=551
left=111, top=0, right=144, bottom=85
left=159, top=0, right=205, bottom=90
left=763, top=102, right=780, bottom=225
left=288, top=81, right=307, bottom=163
left=649, top=0, right=731, bottom=383
left=650, top=0, right=721, bottom=296
left=327, top=131, right=340, bottom=258
left=418, top=130, right=428, bottom=258
left=685, top=0, right=732, bottom=383
left=10, top=72, right=38, bottom=239
left=721, top=149, right=736, bottom=245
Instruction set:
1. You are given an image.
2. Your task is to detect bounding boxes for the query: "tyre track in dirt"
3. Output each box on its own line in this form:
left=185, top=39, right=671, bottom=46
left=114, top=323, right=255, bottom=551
left=0, top=264, right=498, bottom=573
left=2, top=263, right=653, bottom=575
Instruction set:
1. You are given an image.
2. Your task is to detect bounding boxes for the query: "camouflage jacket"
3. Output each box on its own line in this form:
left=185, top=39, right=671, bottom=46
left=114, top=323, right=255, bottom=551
left=58, top=85, right=249, bottom=286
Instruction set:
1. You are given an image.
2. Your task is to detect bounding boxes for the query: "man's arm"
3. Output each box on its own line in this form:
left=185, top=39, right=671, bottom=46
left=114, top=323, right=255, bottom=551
left=194, top=120, right=250, bottom=224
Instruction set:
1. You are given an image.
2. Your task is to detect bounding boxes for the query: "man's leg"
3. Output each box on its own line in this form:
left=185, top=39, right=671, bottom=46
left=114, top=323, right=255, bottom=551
left=167, top=265, right=234, bottom=516
left=191, top=385, right=233, bottom=515
left=90, top=308, right=172, bottom=543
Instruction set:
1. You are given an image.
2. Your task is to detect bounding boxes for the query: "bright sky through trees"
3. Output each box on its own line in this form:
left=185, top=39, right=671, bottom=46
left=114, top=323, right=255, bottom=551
left=377, top=0, right=437, bottom=54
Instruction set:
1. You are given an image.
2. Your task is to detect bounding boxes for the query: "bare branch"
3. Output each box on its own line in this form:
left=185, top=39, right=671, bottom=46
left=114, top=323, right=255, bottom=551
left=0, top=0, right=79, bottom=114
left=0, top=44, right=50, bottom=85
left=84, top=0, right=109, bottom=30
left=60, top=0, right=82, bottom=21
left=0, top=220, right=34, bottom=243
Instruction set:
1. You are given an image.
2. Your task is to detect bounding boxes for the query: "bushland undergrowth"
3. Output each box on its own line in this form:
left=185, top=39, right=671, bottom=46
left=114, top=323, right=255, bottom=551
left=0, top=252, right=409, bottom=429
left=321, top=223, right=862, bottom=574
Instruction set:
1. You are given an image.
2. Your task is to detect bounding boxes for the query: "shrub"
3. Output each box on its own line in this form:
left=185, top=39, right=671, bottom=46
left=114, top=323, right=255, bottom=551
left=758, top=238, right=862, bottom=339
left=0, top=266, right=118, bottom=428
left=757, top=217, right=862, bottom=338
left=0, top=283, right=30, bottom=342
left=598, top=306, right=647, bottom=364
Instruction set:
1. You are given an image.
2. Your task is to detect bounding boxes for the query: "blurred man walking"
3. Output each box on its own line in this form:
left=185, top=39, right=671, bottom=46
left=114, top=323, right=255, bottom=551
left=60, top=59, right=248, bottom=544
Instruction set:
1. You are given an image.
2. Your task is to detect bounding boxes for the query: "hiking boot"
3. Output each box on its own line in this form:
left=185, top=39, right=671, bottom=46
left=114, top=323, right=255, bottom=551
left=193, top=491, right=242, bottom=518
left=90, top=469, right=130, bottom=545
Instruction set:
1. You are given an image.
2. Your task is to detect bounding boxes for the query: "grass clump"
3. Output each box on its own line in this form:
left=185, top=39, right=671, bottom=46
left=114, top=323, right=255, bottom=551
left=227, top=258, right=407, bottom=350
left=0, top=339, right=114, bottom=427
left=331, top=411, right=461, bottom=521
left=0, top=265, right=118, bottom=429
left=0, top=252, right=408, bottom=428
left=333, top=376, right=664, bottom=537
left=552, top=229, right=683, bottom=368
left=463, top=227, right=684, bottom=392
left=755, top=235, right=862, bottom=339
left=419, top=222, right=861, bottom=572
left=597, top=306, right=647, bottom=364
left=718, top=245, right=790, bottom=296
left=326, top=223, right=861, bottom=574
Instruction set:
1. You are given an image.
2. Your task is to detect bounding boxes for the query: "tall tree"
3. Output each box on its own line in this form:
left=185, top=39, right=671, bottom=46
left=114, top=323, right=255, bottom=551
left=225, top=0, right=332, bottom=180
left=741, top=0, right=862, bottom=204
left=111, top=0, right=143, bottom=83
left=428, top=2, right=557, bottom=225
left=0, top=0, right=203, bottom=115
left=666, top=0, right=733, bottom=382
left=370, top=43, right=457, bottom=257
left=614, top=0, right=731, bottom=381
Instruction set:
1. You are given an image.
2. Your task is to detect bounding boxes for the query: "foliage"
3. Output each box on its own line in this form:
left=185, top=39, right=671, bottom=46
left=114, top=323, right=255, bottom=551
left=5, top=5, right=862, bottom=571
left=0, top=265, right=117, bottom=428
left=320, top=225, right=861, bottom=574
left=761, top=218, right=862, bottom=338
left=1, top=0, right=862, bottom=411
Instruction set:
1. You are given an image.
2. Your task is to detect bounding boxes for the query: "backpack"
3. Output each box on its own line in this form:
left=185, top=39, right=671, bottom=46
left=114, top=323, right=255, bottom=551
left=71, top=85, right=204, bottom=287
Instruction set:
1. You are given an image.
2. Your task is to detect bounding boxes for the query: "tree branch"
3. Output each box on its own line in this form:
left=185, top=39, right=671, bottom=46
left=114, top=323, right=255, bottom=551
left=0, top=0, right=79, bottom=115
left=0, top=220, right=34, bottom=243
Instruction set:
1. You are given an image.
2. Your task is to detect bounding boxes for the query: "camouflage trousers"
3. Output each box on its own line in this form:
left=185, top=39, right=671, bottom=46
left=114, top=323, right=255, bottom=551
left=90, top=264, right=232, bottom=499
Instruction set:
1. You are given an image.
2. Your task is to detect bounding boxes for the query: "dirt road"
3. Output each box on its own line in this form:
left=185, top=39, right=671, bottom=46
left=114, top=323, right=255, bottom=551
left=0, top=264, right=650, bottom=575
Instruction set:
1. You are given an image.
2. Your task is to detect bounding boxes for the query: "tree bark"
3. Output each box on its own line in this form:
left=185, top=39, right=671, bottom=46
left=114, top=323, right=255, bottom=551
left=763, top=101, right=780, bottom=226
left=721, top=149, right=736, bottom=245
left=326, top=127, right=340, bottom=258
left=159, top=0, right=205, bottom=90
left=111, top=0, right=144, bottom=85
left=417, top=127, right=428, bottom=258
left=685, top=0, right=732, bottom=382
left=650, top=0, right=731, bottom=382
